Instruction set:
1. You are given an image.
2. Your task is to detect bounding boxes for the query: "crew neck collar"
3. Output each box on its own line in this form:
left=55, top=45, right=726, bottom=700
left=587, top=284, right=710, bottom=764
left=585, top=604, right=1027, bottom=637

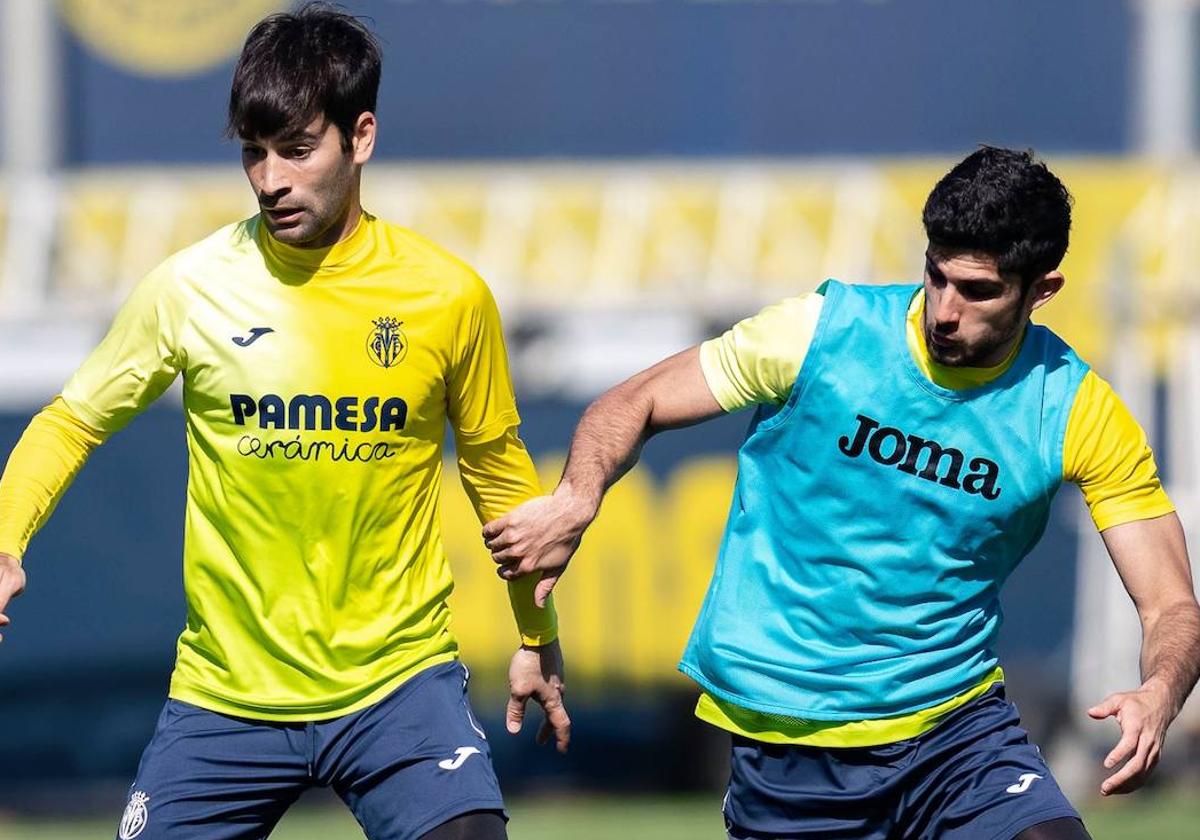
left=257, top=209, right=375, bottom=278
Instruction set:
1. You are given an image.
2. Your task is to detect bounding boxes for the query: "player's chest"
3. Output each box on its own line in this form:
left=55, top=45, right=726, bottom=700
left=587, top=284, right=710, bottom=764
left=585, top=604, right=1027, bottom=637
left=180, top=282, right=454, bottom=423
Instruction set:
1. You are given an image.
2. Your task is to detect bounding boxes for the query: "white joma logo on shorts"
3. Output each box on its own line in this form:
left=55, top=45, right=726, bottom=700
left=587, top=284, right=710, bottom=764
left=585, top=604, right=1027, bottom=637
left=119, top=790, right=150, bottom=839
left=438, top=746, right=481, bottom=770
left=1006, top=773, right=1043, bottom=794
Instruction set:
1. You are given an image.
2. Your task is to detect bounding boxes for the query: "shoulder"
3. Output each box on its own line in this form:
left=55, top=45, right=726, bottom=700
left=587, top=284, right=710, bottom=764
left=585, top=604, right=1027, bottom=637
left=142, top=218, right=260, bottom=294
left=372, top=218, right=490, bottom=305
left=173, top=217, right=259, bottom=269
left=820, top=280, right=920, bottom=318
left=743, top=291, right=823, bottom=325
left=1026, top=323, right=1091, bottom=384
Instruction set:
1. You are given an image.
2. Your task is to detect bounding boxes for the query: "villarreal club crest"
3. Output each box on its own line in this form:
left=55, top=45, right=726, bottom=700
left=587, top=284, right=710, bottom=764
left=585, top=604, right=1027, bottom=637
left=368, top=317, right=407, bottom=368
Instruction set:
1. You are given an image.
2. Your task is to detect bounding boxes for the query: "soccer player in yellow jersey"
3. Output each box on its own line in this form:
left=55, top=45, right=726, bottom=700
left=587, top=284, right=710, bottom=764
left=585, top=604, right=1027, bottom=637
left=0, top=6, right=565, bottom=839
left=484, top=148, right=1200, bottom=840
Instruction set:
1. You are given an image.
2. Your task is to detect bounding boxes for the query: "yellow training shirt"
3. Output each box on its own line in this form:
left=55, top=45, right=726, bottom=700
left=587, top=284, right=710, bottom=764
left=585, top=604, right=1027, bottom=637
left=3, top=212, right=555, bottom=721
left=695, top=286, right=1175, bottom=747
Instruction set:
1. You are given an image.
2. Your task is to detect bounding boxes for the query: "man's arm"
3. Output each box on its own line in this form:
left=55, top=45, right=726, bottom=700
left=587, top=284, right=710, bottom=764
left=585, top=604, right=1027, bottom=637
left=1087, top=512, right=1200, bottom=795
left=443, top=271, right=571, bottom=751
left=0, top=260, right=185, bottom=644
left=456, top=426, right=571, bottom=754
left=0, top=398, right=107, bottom=640
left=482, top=293, right=822, bottom=582
left=483, top=346, right=724, bottom=581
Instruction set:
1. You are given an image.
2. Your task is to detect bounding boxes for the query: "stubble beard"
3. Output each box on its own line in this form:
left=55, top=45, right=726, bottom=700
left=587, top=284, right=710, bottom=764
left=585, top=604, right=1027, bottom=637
left=924, top=307, right=1025, bottom=368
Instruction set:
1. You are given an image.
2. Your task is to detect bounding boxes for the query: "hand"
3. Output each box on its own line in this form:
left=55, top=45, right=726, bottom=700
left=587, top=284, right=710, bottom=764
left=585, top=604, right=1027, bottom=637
left=1088, top=680, right=1177, bottom=795
left=482, top=487, right=593, bottom=607
left=506, top=639, right=570, bottom=754
left=0, top=553, right=26, bottom=643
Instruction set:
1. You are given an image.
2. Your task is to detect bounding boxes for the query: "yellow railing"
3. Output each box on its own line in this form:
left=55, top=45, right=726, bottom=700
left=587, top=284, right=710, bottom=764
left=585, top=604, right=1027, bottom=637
left=25, top=159, right=1200, bottom=365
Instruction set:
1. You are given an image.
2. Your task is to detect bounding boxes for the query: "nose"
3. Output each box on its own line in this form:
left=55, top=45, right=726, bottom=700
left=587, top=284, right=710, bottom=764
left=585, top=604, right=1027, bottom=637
left=257, top=153, right=290, bottom=200
left=931, top=287, right=961, bottom=331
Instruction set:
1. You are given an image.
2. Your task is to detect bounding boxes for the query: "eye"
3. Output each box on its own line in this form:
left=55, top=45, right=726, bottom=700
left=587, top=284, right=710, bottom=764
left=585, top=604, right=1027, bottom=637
left=285, top=146, right=313, bottom=160
left=960, top=283, right=1002, bottom=301
left=241, top=145, right=265, bottom=160
left=925, top=263, right=947, bottom=288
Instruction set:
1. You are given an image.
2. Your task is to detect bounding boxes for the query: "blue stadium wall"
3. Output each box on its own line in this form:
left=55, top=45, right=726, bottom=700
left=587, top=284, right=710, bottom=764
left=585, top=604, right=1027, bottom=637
left=60, top=0, right=1132, bottom=163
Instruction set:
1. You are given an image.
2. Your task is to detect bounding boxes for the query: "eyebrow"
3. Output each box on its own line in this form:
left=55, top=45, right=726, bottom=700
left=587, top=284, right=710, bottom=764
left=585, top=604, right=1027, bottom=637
left=240, top=129, right=322, bottom=145
left=924, top=256, right=1003, bottom=285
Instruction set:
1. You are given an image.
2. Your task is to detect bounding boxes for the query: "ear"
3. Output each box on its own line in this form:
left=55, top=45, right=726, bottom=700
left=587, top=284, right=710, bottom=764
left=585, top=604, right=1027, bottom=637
left=1027, top=270, right=1064, bottom=313
left=351, top=112, right=377, bottom=165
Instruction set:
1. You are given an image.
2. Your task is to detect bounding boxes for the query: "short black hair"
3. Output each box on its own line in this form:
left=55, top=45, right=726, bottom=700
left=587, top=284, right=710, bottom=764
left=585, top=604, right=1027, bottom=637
left=227, top=2, right=381, bottom=149
left=922, top=146, right=1072, bottom=285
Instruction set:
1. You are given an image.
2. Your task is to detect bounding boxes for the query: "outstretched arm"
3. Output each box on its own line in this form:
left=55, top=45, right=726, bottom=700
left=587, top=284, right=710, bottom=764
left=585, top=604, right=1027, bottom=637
left=1088, top=512, right=1200, bottom=795
left=482, top=346, right=724, bottom=583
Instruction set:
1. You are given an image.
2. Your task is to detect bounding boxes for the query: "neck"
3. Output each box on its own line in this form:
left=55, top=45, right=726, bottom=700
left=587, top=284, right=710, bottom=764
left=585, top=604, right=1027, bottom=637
left=298, top=198, right=362, bottom=250
left=972, top=328, right=1025, bottom=368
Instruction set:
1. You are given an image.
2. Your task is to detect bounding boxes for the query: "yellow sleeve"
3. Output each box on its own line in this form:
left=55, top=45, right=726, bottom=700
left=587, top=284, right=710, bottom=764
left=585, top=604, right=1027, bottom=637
left=60, top=261, right=187, bottom=433
left=0, top=398, right=107, bottom=560
left=446, top=274, right=521, bottom=445
left=457, top=428, right=558, bottom=646
left=1064, top=371, right=1175, bottom=532
left=698, top=292, right=825, bottom=412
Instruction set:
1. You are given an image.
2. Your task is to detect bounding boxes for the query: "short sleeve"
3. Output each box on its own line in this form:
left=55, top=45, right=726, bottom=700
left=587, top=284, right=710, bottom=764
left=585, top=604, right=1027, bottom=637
left=1064, top=371, right=1176, bottom=532
left=698, top=292, right=825, bottom=413
left=60, top=261, right=187, bottom=434
left=446, top=275, right=521, bottom=444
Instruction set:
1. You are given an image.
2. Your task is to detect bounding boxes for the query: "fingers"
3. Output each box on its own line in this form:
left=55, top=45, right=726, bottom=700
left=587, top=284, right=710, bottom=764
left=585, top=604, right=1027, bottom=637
left=0, top=611, right=8, bottom=643
left=534, top=572, right=559, bottom=608
left=1088, top=694, right=1121, bottom=719
left=1103, top=723, right=1139, bottom=771
left=494, top=563, right=523, bottom=581
left=538, top=689, right=571, bottom=754
left=489, top=544, right=523, bottom=564
left=505, top=692, right=526, bottom=735
left=481, top=515, right=510, bottom=542
left=483, top=532, right=516, bottom=555
left=1102, top=730, right=1157, bottom=795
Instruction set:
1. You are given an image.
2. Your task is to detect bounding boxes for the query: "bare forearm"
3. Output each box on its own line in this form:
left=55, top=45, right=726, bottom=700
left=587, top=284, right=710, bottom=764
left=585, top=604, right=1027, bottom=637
left=482, top=347, right=722, bottom=592
left=557, top=380, right=654, bottom=516
left=1140, top=601, right=1200, bottom=718
left=556, top=346, right=724, bottom=520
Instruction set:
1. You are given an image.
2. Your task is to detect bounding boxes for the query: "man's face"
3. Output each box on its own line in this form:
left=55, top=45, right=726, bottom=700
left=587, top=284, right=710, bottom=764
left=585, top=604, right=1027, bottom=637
left=922, top=250, right=1041, bottom=367
left=241, top=115, right=366, bottom=249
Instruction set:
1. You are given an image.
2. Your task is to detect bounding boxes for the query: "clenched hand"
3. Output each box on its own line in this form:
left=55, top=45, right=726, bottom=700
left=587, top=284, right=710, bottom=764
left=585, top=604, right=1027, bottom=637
left=483, top=490, right=591, bottom=607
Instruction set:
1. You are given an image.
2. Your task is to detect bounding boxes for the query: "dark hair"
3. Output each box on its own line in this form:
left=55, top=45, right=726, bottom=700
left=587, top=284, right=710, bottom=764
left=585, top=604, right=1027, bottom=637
left=922, top=146, right=1072, bottom=285
left=227, top=2, right=381, bottom=149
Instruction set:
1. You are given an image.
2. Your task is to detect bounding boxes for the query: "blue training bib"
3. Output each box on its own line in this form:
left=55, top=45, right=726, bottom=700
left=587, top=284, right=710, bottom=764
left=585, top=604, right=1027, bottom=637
left=679, top=281, right=1089, bottom=720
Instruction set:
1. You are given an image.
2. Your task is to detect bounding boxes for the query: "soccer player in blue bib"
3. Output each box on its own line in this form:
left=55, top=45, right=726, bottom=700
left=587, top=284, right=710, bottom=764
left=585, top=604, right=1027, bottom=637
left=483, top=148, right=1200, bottom=839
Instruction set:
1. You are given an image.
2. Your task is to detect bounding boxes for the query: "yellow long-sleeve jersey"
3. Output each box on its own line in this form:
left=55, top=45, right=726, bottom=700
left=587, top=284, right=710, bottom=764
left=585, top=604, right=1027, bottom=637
left=0, top=212, right=556, bottom=721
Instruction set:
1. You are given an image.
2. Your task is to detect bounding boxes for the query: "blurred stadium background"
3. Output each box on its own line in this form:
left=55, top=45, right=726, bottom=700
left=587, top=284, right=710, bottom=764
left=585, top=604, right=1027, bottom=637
left=2, top=0, right=1200, bottom=837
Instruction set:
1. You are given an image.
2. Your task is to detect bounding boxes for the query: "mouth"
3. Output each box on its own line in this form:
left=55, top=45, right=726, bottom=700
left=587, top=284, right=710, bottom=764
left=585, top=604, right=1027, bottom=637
left=263, top=207, right=303, bottom=225
left=927, top=331, right=960, bottom=353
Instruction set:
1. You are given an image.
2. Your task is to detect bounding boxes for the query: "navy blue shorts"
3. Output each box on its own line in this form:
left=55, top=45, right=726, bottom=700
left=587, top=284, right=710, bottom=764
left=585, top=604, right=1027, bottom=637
left=724, top=685, right=1080, bottom=840
left=115, top=661, right=505, bottom=840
